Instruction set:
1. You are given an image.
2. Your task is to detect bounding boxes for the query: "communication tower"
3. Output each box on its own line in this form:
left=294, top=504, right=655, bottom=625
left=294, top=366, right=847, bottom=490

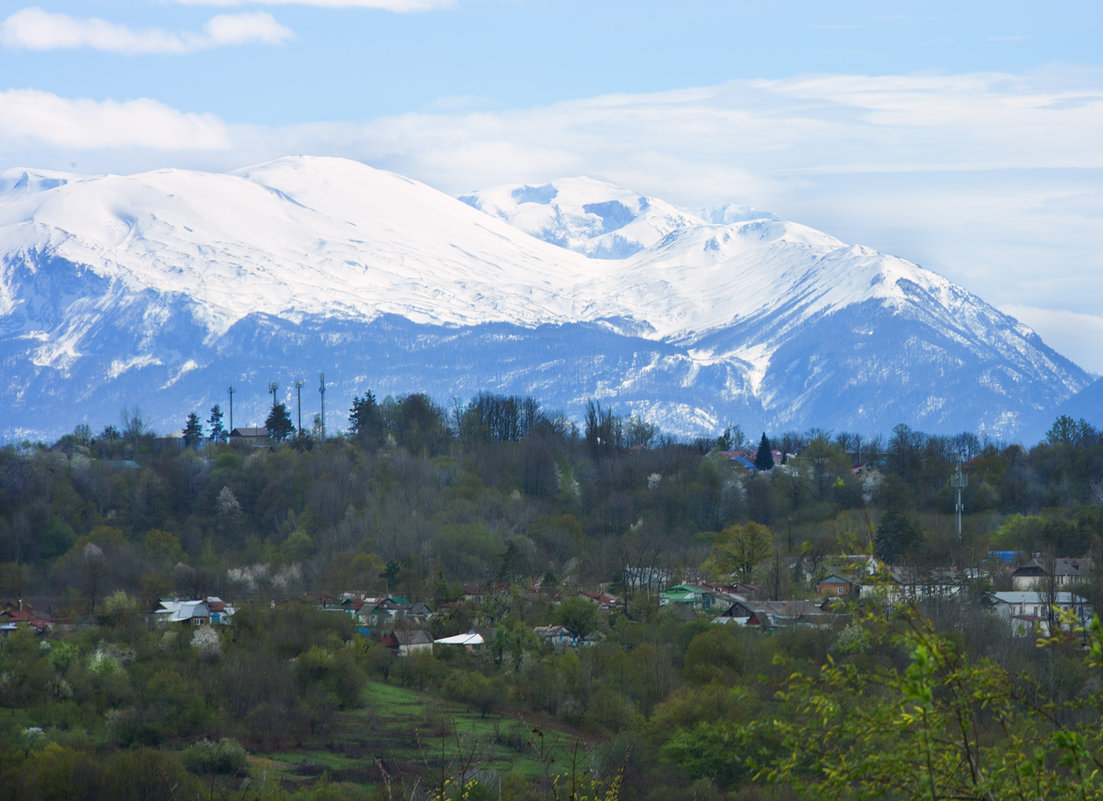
left=951, top=460, right=968, bottom=539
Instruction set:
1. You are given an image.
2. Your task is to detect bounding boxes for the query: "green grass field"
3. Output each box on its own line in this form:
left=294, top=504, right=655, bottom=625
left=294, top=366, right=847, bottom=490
left=253, top=678, right=589, bottom=793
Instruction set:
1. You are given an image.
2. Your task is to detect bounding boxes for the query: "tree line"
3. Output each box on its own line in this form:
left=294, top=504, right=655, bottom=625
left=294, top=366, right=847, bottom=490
left=3, top=389, right=1103, bottom=609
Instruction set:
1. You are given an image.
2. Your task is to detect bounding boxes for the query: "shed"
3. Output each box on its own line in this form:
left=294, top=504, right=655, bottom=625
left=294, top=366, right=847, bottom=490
left=382, top=628, right=433, bottom=656
left=434, top=631, right=485, bottom=651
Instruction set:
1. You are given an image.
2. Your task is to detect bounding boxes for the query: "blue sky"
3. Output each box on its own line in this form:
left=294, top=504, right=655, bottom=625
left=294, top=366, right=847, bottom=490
left=2, top=0, right=1102, bottom=374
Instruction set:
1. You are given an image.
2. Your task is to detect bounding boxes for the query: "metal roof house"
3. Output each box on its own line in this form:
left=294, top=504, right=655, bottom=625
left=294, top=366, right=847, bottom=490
left=152, top=599, right=211, bottom=626
left=986, top=591, right=1092, bottom=636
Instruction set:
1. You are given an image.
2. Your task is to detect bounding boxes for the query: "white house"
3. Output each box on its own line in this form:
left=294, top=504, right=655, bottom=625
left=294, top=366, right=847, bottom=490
left=986, top=591, right=1092, bottom=636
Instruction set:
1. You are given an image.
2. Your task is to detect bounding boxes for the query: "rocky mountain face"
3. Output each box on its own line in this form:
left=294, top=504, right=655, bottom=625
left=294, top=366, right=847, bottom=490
left=0, top=156, right=1089, bottom=443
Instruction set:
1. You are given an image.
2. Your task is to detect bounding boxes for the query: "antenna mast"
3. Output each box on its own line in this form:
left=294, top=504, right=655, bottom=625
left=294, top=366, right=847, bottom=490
left=294, top=380, right=303, bottom=436
left=268, top=381, right=279, bottom=408
left=318, top=372, right=326, bottom=440
left=227, top=385, right=234, bottom=432
left=951, top=459, right=968, bottom=539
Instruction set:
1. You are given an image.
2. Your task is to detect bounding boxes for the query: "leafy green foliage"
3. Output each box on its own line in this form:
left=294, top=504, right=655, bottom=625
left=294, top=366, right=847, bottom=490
left=702, top=521, right=775, bottom=579
left=2, top=408, right=1103, bottom=799
left=553, top=597, right=599, bottom=638
left=765, top=607, right=1103, bottom=801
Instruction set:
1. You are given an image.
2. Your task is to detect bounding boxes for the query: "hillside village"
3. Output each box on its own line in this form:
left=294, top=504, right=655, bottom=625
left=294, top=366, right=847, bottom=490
left=5, top=547, right=1092, bottom=648
left=1, top=402, right=1102, bottom=800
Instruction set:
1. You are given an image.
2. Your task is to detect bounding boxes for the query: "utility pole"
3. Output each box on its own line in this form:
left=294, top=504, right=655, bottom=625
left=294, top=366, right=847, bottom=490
left=294, top=380, right=303, bottom=436
left=318, top=372, right=326, bottom=440
left=227, top=385, right=234, bottom=432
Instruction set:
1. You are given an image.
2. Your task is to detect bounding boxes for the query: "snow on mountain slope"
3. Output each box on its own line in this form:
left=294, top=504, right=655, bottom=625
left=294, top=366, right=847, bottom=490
left=0, top=156, right=1091, bottom=442
left=460, top=173, right=1089, bottom=435
left=460, top=177, right=699, bottom=259
left=0, top=157, right=604, bottom=334
left=2, top=159, right=996, bottom=357
left=462, top=177, right=972, bottom=345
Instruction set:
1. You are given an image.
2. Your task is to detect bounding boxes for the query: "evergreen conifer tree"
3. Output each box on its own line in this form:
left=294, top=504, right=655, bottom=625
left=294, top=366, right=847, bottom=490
left=207, top=404, right=226, bottom=443
left=182, top=412, right=203, bottom=448
left=265, top=402, right=295, bottom=441
left=348, top=391, right=384, bottom=448
left=754, top=432, right=775, bottom=471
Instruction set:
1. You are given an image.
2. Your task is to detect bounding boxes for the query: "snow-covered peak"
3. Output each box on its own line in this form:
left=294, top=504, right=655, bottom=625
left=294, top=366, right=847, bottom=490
left=0, top=155, right=1008, bottom=358
left=0, top=156, right=604, bottom=332
left=460, top=176, right=701, bottom=259
left=0, top=168, right=76, bottom=195
left=458, top=172, right=979, bottom=350
left=702, top=203, right=777, bottom=225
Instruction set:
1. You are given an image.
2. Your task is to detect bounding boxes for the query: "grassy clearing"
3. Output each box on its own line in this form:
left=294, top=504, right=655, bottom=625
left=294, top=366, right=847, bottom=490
left=256, top=678, right=587, bottom=791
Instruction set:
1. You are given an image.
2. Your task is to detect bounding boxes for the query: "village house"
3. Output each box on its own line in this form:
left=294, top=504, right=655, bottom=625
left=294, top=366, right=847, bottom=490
left=206, top=596, right=235, bottom=624
left=381, top=628, right=433, bottom=656
left=713, top=599, right=829, bottom=630
left=228, top=427, right=270, bottom=447
left=986, top=590, right=1092, bottom=636
left=816, top=574, right=861, bottom=599
left=533, top=624, right=577, bottom=649
left=320, top=593, right=432, bottom=634
left=1011, top=556, right=1092, bottom=591
left=152, top=599, right=210, bottom=626
left=0, top=601, right=52, bottom=634
left=659, top=584, right=716, bottom=611
left=576, top=589, right=624, bottom=610
left=789, top=553, right=881, bottom=588
left=862, top=565, right=982, bottom=603
left=696, top=581, right=756, bottom=605
left=533, top=624, right=599, bottom=649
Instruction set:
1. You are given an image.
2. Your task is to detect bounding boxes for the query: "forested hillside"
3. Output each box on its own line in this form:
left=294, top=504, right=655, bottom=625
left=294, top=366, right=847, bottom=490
left=2, top=392, right=1103, bottom=800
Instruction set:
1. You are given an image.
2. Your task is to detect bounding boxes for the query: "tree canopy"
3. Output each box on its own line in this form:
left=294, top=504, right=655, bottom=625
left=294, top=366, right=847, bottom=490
left=265, top=401, right=294, bottom=441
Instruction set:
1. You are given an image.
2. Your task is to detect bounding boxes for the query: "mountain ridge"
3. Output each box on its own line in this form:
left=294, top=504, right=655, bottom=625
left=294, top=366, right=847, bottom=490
left=0, top=155, right=1089, bottom=443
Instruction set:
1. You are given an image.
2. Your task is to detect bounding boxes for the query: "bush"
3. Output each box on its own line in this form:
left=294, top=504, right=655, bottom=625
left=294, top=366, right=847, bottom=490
left=181, top=737, right=248, bottom=775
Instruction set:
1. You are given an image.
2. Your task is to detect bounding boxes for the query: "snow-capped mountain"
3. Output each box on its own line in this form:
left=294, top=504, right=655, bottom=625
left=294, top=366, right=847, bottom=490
left=460, top=177, right=698, bottom=260
left=0, top=156, right=1090, bottom=443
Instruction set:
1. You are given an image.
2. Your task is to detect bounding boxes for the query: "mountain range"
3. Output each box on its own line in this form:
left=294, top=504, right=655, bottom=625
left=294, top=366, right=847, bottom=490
left=0, top=155, right=1092, bottom=444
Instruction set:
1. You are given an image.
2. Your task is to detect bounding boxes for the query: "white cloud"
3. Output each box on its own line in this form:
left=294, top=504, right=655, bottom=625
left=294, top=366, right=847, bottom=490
left=0, top=90, right=230, bottom=150
left=0, top=7, right=293, bottom=54
left=170, top=0, right=454, bottom=9
left=2, top=70, right=1101, bottom=372
left=326, top=71, right=1103, bottom=208
left=204, top=13, right=296, bottom=46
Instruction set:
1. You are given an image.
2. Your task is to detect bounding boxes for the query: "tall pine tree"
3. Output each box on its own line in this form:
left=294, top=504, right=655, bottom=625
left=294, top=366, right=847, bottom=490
left=182, top=412, right=203, bottom=448
left=208, top=404, right=226, bottom=443
left=754, top=432, right=775, bottom=471
left=265, top=402, right=295, bottom=441
left=348, top=391, right=384, bottom=449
